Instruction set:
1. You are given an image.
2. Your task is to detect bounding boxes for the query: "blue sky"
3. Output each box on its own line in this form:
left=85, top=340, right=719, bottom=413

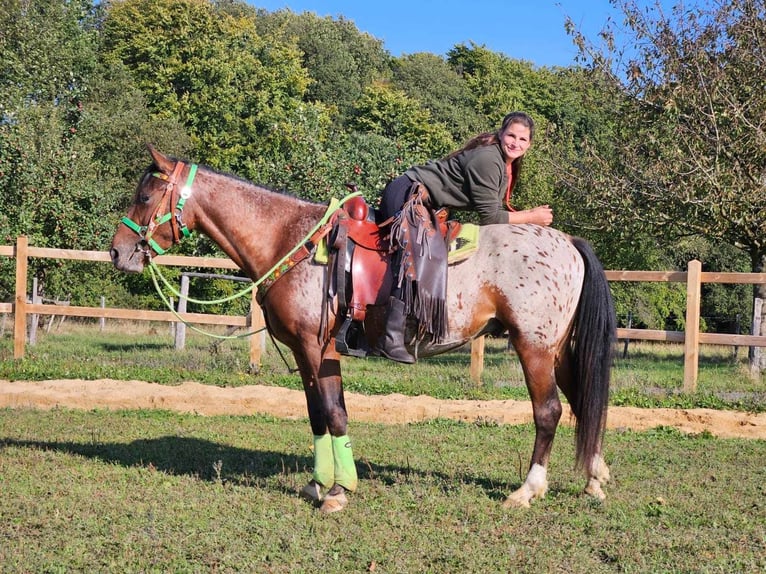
left=247, top=0, right=625, bottom=68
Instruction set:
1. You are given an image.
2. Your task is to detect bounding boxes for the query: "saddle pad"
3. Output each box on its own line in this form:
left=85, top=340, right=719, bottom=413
left=314, top=222, right=480, bottom=265
left=315, top=236, right=331, bottom=264
left=448, top=223, right=479, bottom=263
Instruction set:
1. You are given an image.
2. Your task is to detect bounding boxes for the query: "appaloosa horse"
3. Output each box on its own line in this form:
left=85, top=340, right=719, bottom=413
left=110, top=146, right=616, bottom=513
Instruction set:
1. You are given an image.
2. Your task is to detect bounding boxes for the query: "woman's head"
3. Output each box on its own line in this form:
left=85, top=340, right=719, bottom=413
left=498, top=112, right=534, bottom=162
left=447, top=111, right=536, bottom=165
left=498, top=112, right=535, bottom=143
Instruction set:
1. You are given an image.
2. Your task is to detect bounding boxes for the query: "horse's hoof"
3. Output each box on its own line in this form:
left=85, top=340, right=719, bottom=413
left=320, top=491, right=348, bottom=514
left=584, top=479, right=606, bottom=500
left=590, top=455, right=611, bottom=484
left=300, top=481, right=323, bottom=503
left=502, top=492, right=531, bottom=509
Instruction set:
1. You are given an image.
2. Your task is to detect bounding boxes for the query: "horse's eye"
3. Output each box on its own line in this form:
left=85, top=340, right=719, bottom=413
left=140, top=194, right=151, bottom=204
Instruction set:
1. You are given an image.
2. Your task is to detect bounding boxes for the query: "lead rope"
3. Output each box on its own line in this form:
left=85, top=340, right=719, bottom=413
left=147, top=190, right=362, bottom=341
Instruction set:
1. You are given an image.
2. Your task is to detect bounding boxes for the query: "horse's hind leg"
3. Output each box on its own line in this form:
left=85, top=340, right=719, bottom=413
left=503, top=344, right=561, bottom=509
left=555, top=351, right=611, bottom=500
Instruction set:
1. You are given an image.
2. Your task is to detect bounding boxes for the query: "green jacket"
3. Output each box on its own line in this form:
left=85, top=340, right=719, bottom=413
left=404, top=143, right=509, bottom=225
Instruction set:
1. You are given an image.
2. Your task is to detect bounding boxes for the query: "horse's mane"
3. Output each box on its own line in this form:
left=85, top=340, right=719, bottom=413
left=146, top=155, right=328, bottom=207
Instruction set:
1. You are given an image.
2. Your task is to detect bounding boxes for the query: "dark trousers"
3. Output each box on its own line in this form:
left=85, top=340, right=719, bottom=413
left=379, top=174, right=414, bottom=221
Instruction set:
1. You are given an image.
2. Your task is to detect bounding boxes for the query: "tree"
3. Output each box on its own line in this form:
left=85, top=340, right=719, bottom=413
left=562, top=0, right=766, bottom=367
left=101, top=0, right=325, bottom=177
left=349, top=83, right=455, bottom=161
left=390, top=52, right=485, bottom=144
left=254, top=9, right=391, bottom=126
left=0, top=0, right=107, bottom=300
left=0, top=0, right=193, bottom=304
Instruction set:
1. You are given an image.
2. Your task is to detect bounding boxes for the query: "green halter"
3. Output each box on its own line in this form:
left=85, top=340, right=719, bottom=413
left=121, top=163, right=198, bottom=256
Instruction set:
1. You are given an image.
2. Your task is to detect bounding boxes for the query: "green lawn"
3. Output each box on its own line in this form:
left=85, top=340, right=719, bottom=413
left=1, top=408, right=764, bottom=573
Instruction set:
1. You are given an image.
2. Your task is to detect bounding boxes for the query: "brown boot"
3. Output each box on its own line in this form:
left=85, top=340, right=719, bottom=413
left=378, top=297, right=415, bottom=364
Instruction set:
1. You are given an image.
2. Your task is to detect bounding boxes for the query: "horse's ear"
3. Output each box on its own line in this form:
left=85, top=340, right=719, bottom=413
left=146, top=143, right=174, bottom=174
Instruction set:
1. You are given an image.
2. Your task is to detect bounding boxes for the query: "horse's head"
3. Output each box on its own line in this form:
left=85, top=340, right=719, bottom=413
left=110, top=145, right=198, bottom=272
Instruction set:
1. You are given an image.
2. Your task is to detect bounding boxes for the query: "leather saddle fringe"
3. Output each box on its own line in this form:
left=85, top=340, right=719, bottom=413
left=390, top=183, right=448, bottom=343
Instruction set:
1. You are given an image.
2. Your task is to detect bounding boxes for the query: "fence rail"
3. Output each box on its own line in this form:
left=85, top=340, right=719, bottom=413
left=2, top=237, right=264, bottom=370
left=2, top=237, right=766, bottom=390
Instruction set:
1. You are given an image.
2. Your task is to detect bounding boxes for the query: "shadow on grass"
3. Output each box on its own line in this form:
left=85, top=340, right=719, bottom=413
left=0, top=436, right=526, bottom=502
left=1, top=436, right=307, bottom=485
left=98, top=342, right=170, bottom=352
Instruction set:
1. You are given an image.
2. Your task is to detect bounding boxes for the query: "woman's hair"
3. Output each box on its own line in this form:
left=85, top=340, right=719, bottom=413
left=452, top=111, right=535, bottom=155
left=445, top=111, right=535, bottom=192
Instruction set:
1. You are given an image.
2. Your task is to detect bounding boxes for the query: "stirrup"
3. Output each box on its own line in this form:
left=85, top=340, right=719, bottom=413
left=335, top=316, right=369, bottom=358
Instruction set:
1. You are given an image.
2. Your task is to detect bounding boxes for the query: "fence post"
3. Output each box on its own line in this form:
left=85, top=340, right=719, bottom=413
left=751, top=298, right=763, bottom=378
left=683, top=259, right=702, bottom=392
left=13, top=236, right=29, bottom=359
left=470, top=336, right=485, bottom=385
left=622, top=311, right=633, bottom=358
left=100, top=297, right=106, bottom=331
left=249, top=288, right=265, bottom=372
left=29, top=277, right=39, bottom=346
left=174, top=275, right=189, bottom=350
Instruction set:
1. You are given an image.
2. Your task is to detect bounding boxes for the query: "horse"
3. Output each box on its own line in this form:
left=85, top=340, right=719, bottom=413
left=110, top=145, right=616, bottom=513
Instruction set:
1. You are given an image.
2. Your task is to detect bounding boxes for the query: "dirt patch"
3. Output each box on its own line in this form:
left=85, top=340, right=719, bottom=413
left=1, top=379, right=765, bottom=439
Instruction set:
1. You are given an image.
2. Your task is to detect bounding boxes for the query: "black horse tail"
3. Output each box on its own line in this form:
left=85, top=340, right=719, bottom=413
left=570, top=237, right=616, bottom=469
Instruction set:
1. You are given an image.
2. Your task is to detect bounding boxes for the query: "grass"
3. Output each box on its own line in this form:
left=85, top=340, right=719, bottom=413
left=1, top=320, right=764, bottom=411
left=0, top=408, right=764, bottom=573
left=0, top=321, right=764, bottom=571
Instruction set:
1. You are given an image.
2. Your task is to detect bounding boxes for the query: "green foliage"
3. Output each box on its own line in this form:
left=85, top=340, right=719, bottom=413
left=254, top=9, right=391, bottom=125
left=563, top=0, right=766, bottom=270
left=81, top=60, right=192, bottom=186
left=447, top=43, right=554, bottom=123
left=350, top=83, right=455, bottom=160
left=671, top=236, right=752, bottom=333
left=390, top=52, right=485, bottom=143
left=0, top=0, right=98, bottom=106
left=611, top=282, right=686, bottom=330
left=101, top=0, right=322, bottom=175
left=0, top=1, right=117, bottom=301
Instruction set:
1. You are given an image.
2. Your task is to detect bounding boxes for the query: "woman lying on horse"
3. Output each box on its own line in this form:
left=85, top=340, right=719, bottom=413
left=376, top=111, right=554, bottom=364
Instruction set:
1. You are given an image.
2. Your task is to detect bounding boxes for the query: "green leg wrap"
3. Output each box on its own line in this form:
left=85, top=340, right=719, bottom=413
left=332, top=435, right=358, bottom=492
left=312, top=434, right=334, bottom=487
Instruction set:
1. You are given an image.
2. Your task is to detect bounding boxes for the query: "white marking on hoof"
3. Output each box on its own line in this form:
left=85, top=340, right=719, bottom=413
left=300, top=481, right=323, bottom=503
left=590, top=454, right=611, bottom=484
left=583, top=454, right=610, bottom=500
left=502, top=464, right=548, bottom=509
left=320, top=490, right=348, bottom=514
left=584, top=478, right=606, bottom=500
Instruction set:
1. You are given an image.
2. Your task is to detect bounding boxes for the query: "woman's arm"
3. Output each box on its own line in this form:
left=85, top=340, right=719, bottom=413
left=507, top=205, right=553, bottom=226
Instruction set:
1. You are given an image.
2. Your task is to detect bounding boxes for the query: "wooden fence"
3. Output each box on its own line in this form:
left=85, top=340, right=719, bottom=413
left=0, top=237, right=266, bottom=370
left=470, top=263, right=766, bottom=390
left=2, top=236, right=766, bottom=391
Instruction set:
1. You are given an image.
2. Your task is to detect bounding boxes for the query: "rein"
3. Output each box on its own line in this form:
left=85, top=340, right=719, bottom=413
left=121, top=159, right=362, bottom=340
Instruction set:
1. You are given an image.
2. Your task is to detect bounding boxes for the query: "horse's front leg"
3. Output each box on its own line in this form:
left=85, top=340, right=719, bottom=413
left=503, top=352, right=561, bottom=509
left=296, top=348, right=358, bottom=513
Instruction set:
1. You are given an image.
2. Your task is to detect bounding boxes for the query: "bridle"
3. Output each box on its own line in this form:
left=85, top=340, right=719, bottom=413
left=120, top=160, right=198, bottom=257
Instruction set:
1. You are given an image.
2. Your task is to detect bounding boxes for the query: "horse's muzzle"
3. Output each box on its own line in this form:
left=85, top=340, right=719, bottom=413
left=110, top=244, right=146, bottom=273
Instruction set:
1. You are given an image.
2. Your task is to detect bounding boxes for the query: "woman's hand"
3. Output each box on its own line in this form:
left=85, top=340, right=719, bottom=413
left=507, top=205, right=553, bottom=226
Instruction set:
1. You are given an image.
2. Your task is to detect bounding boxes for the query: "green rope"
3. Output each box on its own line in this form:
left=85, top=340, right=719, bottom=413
left=149, top=261, right=254, bottom=305
left=147, top=190, right=362, bottom=340
left=148, top=263, right=261, bottom=340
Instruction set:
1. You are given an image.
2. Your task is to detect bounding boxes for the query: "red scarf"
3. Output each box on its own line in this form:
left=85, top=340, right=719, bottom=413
left=504, top=163, right=516, bottom=211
